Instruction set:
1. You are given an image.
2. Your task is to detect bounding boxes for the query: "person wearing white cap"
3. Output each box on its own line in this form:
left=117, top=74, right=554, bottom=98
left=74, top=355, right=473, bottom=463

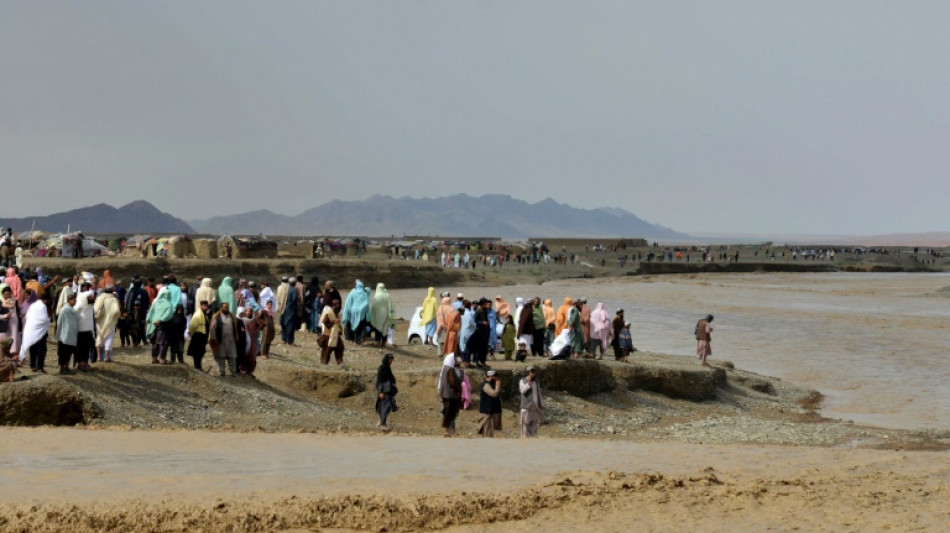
left=477, top=370, right=503, bottom=437
left=519, top=366, right=544, bottom=437
left=453, top=293, right=464, bottom=311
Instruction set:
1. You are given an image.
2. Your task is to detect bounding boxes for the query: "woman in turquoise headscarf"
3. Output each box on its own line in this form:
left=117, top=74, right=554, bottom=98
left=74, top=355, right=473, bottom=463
left=342, top=280, right=371, bottom=344
left=145, top=288, right=175, bottom=364
left=370, top=282, right=396, bottom=347
left=217, top=277, right=236, bottom=313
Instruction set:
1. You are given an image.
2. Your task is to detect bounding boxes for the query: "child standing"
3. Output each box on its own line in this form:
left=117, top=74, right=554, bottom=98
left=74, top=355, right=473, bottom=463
left=618, top=322, right=634, bottom=363
left=117, top=311, right=132, bottom=348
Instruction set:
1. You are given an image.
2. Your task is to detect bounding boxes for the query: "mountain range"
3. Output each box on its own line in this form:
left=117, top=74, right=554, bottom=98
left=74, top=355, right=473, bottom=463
left=0, top=200, right=195, bottom=235
left=0, top=195, right=686, bottom=240
left=188, top=194, right=689, bottom=240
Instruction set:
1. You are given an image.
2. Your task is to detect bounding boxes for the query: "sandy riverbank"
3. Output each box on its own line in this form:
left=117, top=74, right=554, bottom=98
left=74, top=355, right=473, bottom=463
left=0, top=429, right=946, bottom=532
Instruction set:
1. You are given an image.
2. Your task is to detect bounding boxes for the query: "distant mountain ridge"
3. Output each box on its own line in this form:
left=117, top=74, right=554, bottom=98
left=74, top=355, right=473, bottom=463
left=189, top=194, right=690, bottom=240
left=0, top=201, right=195, bottom=234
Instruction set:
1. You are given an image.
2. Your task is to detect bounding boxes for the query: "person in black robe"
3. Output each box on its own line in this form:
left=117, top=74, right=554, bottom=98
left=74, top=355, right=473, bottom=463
left=375, top=353, right=397, bottom=431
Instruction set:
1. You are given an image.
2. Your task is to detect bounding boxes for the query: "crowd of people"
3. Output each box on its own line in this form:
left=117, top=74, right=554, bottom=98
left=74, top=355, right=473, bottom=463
left=2, top=265, right=718, bottom=440
left=416, top=288, right=637, bottom=365
left=0, top=267, right=402, bottom=378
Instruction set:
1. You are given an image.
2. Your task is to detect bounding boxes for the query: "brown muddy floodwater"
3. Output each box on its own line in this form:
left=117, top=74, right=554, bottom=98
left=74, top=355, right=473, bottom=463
left=389, top=272, right=950, bottom=430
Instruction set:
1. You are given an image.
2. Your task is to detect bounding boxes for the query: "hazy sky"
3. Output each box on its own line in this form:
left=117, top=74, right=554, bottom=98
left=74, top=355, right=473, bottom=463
left=3, top=1, right=949, bottom=235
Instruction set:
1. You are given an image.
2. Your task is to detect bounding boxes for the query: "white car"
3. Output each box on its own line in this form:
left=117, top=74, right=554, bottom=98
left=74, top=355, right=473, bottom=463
left=407, top=306, right=428, bottom=345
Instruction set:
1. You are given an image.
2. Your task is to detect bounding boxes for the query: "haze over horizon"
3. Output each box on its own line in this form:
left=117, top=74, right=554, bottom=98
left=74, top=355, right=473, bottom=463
left=3, top=2, right=949, bottom=235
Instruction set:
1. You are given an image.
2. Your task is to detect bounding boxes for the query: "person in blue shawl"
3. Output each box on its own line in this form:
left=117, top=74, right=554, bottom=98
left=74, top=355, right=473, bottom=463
left=217, top=277, right=236, bottom=313
left=342, top=280, right=371, bottom=344
left=459, top=301, right=476, bottom=366
left=280, top=278, right=300, bottom=346
left=145, top=288, right=175, bottom=364
left=488, top=304, right=498, bottom=358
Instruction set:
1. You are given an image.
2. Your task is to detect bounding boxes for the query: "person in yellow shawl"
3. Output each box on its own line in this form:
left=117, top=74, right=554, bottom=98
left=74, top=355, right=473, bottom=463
left=93, top=284, right=121, bottom=362
left=419, top=287, right=439, bottom=346
left=187, top=300, right=212, bottom=370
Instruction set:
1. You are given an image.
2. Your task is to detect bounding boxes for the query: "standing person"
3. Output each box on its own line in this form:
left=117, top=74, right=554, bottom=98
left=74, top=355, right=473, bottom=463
left=319, top=298, right=345, bottom=367
left=322, top=281, right=341, bottom=311
left=275, top=276, right=289, bottom=317
left=55, top=291, right=79, bottom=374
left=531, top=297, right=546, bottom=357
left=0, top=284, right=21, bottom=355
left=471, top=298, right=491, bottom=368
left=516, top=299, right=535, bottom=353
left=419, top=287, right=439, bottom=346
left=240, top=306, right=261, bottom=377
left=281, top=278, right=300, bottom=346
left=438, top=352, right=462, bottom=437
left=611, top=309, right=626, bottom=360
left=342, top=280, right=371, bottom=344
left=187, top=300, right=211, bottom=370
left=146, top=289, right=175, bottom=364
left=477, top=370, right=503, bottom=437
left=93, top=284, right=121, bottom=362
left=217, top=277, right=236, bottom=313
left=74, top=286, right=96, bottom=370
left=258, top=281, right=274, bottom=311
left=168, top=305, right=187, bottom=364
left=555, top=297, right=572, bottom=336
left=695, top=314, right=714, bottom=367
left=458, top=300, right=475, bottom=366
left=568, top=298, right=585, bottom=358
left=542, top=299, right=556, bottom=355
left=303, top=277, right=322, bottom=333
left=19, top=292, right=50, bottom=373
left=579, top=298, right=592, bottom=354
left=259, top=300, right=275, bottom=358
left=618, top=322, right=634, bottom=363
left=519, top=366, right=545, bottom=438
left=370, top=283, right=395, bottom=347
left=436, top=297, right=460, bottom=356
left=375, top=353, right=397, bottom=431
left=209, top=302, right=239, bottom=376
left=589, top=303, right=612, bottom=360
left=195, top=278, right=216, bottom=311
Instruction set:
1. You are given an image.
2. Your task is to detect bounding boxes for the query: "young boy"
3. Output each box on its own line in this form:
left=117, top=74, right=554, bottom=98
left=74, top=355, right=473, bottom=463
left=117, top=311, right=132, bottom=347
left=515, top=341, right=529, bottom=362
left=618, top=322, right=634, bottom=363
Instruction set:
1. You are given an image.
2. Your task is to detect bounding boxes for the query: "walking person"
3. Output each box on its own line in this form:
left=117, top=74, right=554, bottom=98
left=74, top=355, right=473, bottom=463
left=695, top=314, right=714, bottom=367
left=93, top=284, right=121, bottom=362
left=438, top=352, right=462, bottom=437
left=209, top=302, right=239, bottom=376
left=375, top=353, right=397, bottom=431
left=519, top=365, right=544, bottom=437
left=318, top=298, right=345, bottom=367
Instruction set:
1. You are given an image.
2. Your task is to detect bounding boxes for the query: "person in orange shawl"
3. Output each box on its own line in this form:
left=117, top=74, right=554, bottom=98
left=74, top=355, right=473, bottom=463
left=100, top=269, right=116, bottom=292
left=436, top=297, right=460, bottom=355
left=555, top=297, right=573, bottom=336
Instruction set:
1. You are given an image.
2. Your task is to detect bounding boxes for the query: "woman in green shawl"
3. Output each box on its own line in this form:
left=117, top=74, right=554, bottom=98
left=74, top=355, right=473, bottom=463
left=217, top=277, right=236, bottom=313
left=145, top=288, right=175, bottom=364
left=568, top=299, right=585, bottom=358
left=370, top=283, right=396, bottom=347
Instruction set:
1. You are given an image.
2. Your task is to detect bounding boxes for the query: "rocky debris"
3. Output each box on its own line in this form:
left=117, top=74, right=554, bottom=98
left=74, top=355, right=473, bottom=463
left=613, top=361, right=725, bottom=401
left=0, top=376, right=99, bottom=426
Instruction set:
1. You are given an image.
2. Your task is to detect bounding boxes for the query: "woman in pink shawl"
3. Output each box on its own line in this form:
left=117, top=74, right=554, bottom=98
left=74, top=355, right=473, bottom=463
left=4, top=268, right=23, bottom=302
left=589, top=303, right=612, bottom=359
